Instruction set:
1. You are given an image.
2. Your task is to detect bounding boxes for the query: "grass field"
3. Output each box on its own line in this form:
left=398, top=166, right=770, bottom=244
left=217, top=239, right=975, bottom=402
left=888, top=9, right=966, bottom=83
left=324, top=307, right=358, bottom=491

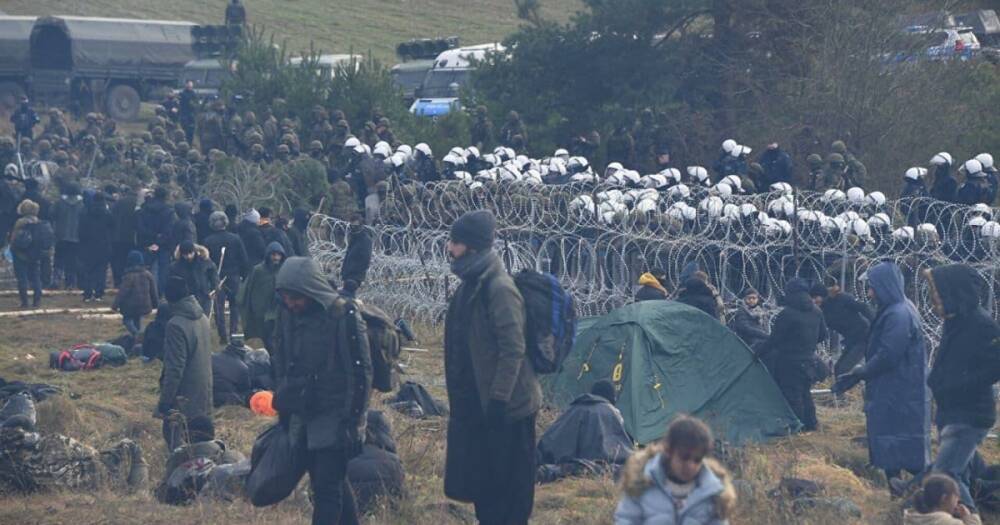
left=3, top=285, right=999, bottom=524
left=3, top=0, right=582, bottom=64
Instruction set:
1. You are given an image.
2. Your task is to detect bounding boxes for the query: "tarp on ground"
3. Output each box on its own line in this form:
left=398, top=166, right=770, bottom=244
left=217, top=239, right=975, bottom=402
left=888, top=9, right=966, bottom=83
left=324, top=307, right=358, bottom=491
left=545, top=300, right=801, bottom=446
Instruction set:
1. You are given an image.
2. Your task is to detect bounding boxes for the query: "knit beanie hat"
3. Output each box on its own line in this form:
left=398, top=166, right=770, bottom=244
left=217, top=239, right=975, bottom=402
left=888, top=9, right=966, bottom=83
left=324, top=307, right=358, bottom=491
left=165, top=276, right=190, bottom=303
left=243, top=208, right=261, bottom=225
left=126, top=250, right=145, bottom=268
left=591, top=380, right=617, bottom=404
left=179, top=240, right=196, bottom=255
left=449, top=210, right=496, bottom=251
left=209, top=211, right=229, bottom=231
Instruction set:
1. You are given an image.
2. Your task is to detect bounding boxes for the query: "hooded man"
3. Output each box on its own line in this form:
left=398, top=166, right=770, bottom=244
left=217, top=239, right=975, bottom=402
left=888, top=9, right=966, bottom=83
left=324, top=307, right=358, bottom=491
left=729, top=288, right=769, bottom=348
left=257, top=207, right=293, bottom=256
left=443, top=209, right=541, bottom=525
left=204, top=211, right=248, bottom=343
left=169, top=201, right=197, bottom=251
left=287, top=207, right=311, bottom=257
left=168, top=240, right=218, bottom=315
left=812, top=279, right=874, bottom=377
left=137, top=187, right=176, bottom=291
left=109, top=186, right=138, bottom=286
left=211, top=335, right=253, bottom=408
left=536, top=380, right=632, bottom=469
left=194, top=198, right=215, bottom=244
left=676, top=277, right=721, bottom=320
left=634, top=270, right=668, bottom=302
left=156, top=276, right=214, bottom=451
left=77, top=192, right=114, bottom=302
left=271, top=257, right=372, bottom=525
left=340, top=214, right=372, bottom=297
left=239, top=241, right=286, bottom=350
left=237, top=209, right=267, bottom=267
left=755, top=278, right=828, bottom=431
left=834, top=262, right=930, bottom=483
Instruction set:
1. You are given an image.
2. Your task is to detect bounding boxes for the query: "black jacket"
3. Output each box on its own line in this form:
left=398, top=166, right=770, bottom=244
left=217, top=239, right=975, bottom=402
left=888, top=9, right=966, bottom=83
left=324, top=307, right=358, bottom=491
left=169, top=202, right=197, bottom=249
left=194, top=205, right=214, bottom=244
left=168, top=245, right=219, bottom=302
left=77, top=201, right=115, bottom=264
left=757, top=279, right=828, bottom=363
left=341, top=226, right=372, bottom=288
left=237, top=220, right=267, bottom=267
left=110, top=193, right=137, bottom=245
left=259, top=222, right=293, bottom=256
left=137, top=197, right=175, bottom=248
left=730, top=304, right=769, bottom=348
left=821, top=292, right=873, bottom=344
left=204, top=230, right=249, bottom=280
left=928, top=265, right=1000, bottom=429
left=634, top=285, right=667, bottom=302
left=212, top=344, right=253, bottom=407
left=676, top=279, right=719, bottom=320
left=287, top=225, right=308, bottom=257
left=272, top=257, right=372, bottom=451
left=930, top=166, right=959, bottom=203
left=759, top=148, right=793, bottom=187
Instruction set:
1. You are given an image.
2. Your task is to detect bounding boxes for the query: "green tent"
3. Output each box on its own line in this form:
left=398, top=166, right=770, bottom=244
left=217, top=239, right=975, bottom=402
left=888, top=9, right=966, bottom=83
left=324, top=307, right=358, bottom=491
left=546, top=300, right=801, bottom=446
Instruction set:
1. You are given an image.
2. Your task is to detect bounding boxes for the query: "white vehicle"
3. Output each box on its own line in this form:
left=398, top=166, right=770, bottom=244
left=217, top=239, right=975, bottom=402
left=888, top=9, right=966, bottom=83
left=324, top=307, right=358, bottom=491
left=289, top=54, right=363, bottom=79
left=410, top=43, right=504, bottom=117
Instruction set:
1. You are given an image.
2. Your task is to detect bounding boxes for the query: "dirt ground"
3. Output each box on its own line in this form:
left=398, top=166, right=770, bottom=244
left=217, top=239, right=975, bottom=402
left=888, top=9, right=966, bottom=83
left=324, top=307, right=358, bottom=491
left=0, top=285, right=997, bottom=524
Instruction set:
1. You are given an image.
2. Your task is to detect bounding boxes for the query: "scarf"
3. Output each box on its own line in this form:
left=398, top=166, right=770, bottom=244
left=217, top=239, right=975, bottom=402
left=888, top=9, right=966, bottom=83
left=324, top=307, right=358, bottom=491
left=449, top=249, right=496, bottom=282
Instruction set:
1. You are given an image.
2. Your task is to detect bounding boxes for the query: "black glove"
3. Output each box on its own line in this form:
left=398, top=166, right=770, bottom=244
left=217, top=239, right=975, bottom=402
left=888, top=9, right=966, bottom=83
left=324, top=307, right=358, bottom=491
left=486, top=399, right=507, bottom=428
left=272, top=381, right=306, bottom=415
left=831, top=365, right=866, bottom=394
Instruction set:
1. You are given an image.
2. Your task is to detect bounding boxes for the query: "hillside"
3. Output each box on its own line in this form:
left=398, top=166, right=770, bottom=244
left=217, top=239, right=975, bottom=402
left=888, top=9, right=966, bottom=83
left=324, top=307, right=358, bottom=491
left=3, top=0, right=583, bottom=63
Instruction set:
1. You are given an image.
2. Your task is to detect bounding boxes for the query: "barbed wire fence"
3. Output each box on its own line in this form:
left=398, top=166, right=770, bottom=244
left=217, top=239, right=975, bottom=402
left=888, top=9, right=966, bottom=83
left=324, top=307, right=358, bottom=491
left=308, top=181, right=999, bottom=361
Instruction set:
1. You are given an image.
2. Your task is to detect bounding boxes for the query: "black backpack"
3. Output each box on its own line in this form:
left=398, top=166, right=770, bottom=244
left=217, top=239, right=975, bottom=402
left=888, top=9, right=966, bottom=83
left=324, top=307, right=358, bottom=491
left=355, top=301, right=402, bottom=393
left=27, top=221, right=54, bottom=256
left=512, top=270, right=577, bottom=374
left=11, top=225, right=33, bottom=253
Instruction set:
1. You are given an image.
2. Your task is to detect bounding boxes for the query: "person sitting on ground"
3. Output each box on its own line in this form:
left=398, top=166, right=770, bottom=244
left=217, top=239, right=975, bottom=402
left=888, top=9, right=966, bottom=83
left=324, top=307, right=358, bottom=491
left=729, top=288, right=769, bottom=348
left=112, top=250, right=158, bottom=338
left=155, top=415, right=245, bottom=504
left=537, top=380, right=633, bottom=470
left=904, top=474, right=982, bottom=525
left=211, top=334, right=253, bottom=408
left=347, top=410, right=406, bottom=514
left=615, top=415, right=735, bottom=525
left=635, top=269, right=669, bottom=302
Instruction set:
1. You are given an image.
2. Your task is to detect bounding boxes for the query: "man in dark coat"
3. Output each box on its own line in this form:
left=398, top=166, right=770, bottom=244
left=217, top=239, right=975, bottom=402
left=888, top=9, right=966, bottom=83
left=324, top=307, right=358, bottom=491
left=169, top=201, right=197, bottom=252
left=922, top=264, right=1000, bottom=509
left=109, top=186, right=137, bottom=286
left=20, top=178, right=49, bottom=220
left=112, top=250, right=158, bottom=337
left=287, top=207, right=311, bottom=257
left=193, top=198, right=215, bottom=244
left=835, top=262, right=930, bottom=481
left=50, top=183, right=84, bottom=289
left=537, top=380, right=632, bottom=467
left=444, top=210, right=541, bottom=525
left=930, top=155, right=959, bottom=203
left=271, top=256, right=372, bottom=525
left=676, top=278, right=720, bottom=320
left=729, top=288, right=769, bottom=348
left=169, top=241, right=218, bottom=315
left=211, top=336, right=253, bottom=408
left=756, top=278, right=827, bottom=431
left=204, top=211, right=248, bottom=343
left=812, top=280, right=874, bottom=376
left=759, top=143, right=793, bottom=188
left=340, top=214, right=372, bottom=297
left=156, top=276, right=214, bottom=451
left=137, top=187, right=176, bottom=291
left=77, top=192, right=114, bottom=302
left=10, top=96, right=39, bottom=141
left=237, top=209, right=266, bottom=267
left=239, top=241, right=285, bottom=350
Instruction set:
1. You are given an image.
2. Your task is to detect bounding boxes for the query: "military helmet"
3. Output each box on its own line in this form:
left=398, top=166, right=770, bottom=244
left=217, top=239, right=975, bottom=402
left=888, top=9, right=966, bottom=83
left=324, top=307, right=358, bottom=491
left=309, top=140, right=323, bottom=151
left=251, top=143, right=264, bottom=154
left=830, top=140, right=847, bottom=155
left=37, top=139, right=52, bottom=152
left=187, top=149, right=202, bottom=162
left=826, top=153, right=845, bottom=165
left=277, top=144, right=290, bottom=154
left=806, top=153, right=823, bottom=168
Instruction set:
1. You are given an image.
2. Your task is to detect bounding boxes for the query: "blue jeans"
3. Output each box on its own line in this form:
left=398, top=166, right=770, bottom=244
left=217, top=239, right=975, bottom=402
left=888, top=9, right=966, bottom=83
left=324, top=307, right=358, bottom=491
left=934, top=424, right=990, bottom=509
left=122, top=316, right=142, bottom=337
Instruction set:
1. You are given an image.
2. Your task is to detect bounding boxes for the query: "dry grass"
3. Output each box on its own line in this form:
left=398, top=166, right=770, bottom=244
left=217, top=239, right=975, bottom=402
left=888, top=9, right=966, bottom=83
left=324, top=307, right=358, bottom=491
left=0, top=285, right=998, bottom=524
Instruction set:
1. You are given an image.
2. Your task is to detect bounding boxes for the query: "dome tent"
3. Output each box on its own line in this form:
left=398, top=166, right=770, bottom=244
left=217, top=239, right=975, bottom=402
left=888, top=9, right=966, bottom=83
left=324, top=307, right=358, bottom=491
left=546, top=300, right=800, bottom=446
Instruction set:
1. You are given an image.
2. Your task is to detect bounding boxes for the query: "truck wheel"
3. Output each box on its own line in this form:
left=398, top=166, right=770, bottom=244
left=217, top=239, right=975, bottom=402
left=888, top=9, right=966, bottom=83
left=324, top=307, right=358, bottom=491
left=106, top=84, right=141, bottom=121
left=0, top=82, right=25, bottom=113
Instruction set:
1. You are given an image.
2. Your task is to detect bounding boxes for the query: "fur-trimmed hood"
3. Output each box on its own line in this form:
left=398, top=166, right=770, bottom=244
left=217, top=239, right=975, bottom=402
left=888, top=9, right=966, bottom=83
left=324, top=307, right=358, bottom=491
left=620, top=444, right=735, bottom=520
left=173, top=243, right=210, bottom=261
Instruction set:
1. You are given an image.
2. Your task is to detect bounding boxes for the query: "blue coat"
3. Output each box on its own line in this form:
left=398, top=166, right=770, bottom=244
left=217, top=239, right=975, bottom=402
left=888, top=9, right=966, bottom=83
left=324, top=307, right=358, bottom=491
left=861, top=262, right=931, bottom=473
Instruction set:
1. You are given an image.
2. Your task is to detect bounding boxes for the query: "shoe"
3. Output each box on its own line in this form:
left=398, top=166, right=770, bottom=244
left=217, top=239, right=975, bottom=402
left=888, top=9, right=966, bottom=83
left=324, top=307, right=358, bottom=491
left=83, top=297, right=92, bottom=303
left=19, top=301, right=29, bottom=309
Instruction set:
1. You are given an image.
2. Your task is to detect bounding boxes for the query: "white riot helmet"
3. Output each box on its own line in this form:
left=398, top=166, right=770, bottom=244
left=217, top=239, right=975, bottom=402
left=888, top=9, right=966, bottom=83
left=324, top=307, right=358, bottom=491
left=667, top=184, right=691, bottom=199
left=464, top=146, right=480, bottom=160
left=622, top=170, right=641, bottom=186
left=975, top=153, right=994, bottom=170
left=770, top=182, right=792, bottom=195
left=822, top=189, right=846, bottom=204
left=605, top=162, right=624, bottom=178
left=972, top=203, right=992, bottom=217
left=442, top=153, right=464, bottom=166
left=904, top=167, right=928, bottom=180
left=635, top=198, right=658, bottom=215
left=732, top=145, right=751, bottom=157
left=851, top=218, right=871, bottom=238
left=713, top=183, right=733, bottom=198
left=982, top=221, right=1000, bottom=239
left=553, top=148, right=570, bottom=160
left=964, top=159, right=984, bottom=176
left=891, top=226, right=915, bottom=241
left=344, top=136, right=361, bottom=149
left=389, top=152, right=407, bottom=168
left=415, top=143, right=432, bottom=158
left=846, top=187, right=865, bottom=204
left=866, top=191, right=887, bottom=208
left=722, top=139, right=737, bottom=153
left=868, top=213, right=891, bottom=229
left=643, top=174, right=668, bottom=189
left=930, top=152, right=953, bottom=166
left=373, top=141, right=392, bottom=158
left=664, top=168, right=683, bottom=185
left=396, top=144, right=413, bottom=158
left=739, top=203, right=758, bottom=217
left=699, top=196, right=725, bottom=216
left=352, top=144, right=367, bottom=155
left=968, top=215, right=988, bottom=228
left=686, top=166, right=709, bottom=184
left=917, top=223, right=938, bottom=237
left=449, top=146, right=465, bottom=158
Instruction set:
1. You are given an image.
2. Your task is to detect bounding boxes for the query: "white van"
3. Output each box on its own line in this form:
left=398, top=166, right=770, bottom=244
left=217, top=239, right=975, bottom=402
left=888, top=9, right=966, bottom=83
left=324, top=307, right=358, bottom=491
left=409, top=43, right=504, bottom=117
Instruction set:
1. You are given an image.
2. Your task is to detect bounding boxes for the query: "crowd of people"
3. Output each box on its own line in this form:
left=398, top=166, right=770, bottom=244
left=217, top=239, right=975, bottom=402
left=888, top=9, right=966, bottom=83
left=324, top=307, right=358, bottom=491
left=0, top=87, right=998, bottom=524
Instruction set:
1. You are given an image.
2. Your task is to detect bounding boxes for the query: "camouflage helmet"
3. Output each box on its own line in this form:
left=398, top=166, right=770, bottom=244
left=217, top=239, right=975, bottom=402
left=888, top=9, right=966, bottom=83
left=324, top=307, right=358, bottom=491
left=187, top=149, right=202, bottom=162
left=336, top=119, right=349, bottom=129
left=229, top=115, right=243, bottom=128
left=826, top=153, right=845, bottom=165
left=53, top=150, right=69, bottom=163
left=247, top=132, right=263, bottom=145
left=19, top=136, right=31, bottom=149
left=378, top=117, right=391, bottom=127
left=244, top=111, right=257, bottom=125
left=806, top=153, right=824, bottom=168
left=309, top=140, right=323, bottom=152
left=280, top=133, right=296, bottom=145
left=37, top=139, right=52, bottom=152
left=0, top=136, right=13, bottom=148
left=830, top=140, right=847, bottom=155
left=140, top=131, right=153, bottom=143
left=209, top=149, right=227, bottom=163
left=171, top=129, right=186, bottom=143
left=176, top=141, right=190, bottom=152
left=250, top=143, right=264, bottom=154
left=277, top=144, right=290, bottom=154
left=85, top=112, right=98, bottom=122
left=151, top=126, right=165, bottom=137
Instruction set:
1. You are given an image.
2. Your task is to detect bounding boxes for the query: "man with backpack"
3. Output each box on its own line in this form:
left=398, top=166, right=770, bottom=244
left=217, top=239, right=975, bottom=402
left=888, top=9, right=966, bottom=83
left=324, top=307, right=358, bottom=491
left=443, top=209, right=542, bottom=525
left=9, top=199, right=54, bottom=308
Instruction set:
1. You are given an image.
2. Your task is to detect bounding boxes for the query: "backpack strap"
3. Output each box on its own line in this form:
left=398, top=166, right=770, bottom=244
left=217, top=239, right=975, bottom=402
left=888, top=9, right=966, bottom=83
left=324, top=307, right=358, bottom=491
left=85, top=351, right=102, bottom=370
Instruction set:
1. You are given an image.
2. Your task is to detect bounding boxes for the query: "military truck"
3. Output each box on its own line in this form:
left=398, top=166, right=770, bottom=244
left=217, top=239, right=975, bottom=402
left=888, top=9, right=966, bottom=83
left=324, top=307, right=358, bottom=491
left=0, top=15, right=237, bottom=120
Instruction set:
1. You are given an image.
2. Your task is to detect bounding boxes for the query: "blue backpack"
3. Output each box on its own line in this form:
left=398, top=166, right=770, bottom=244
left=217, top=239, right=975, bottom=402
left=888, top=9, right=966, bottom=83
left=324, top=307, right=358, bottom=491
left=512, top=270, right=577, bottom=374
